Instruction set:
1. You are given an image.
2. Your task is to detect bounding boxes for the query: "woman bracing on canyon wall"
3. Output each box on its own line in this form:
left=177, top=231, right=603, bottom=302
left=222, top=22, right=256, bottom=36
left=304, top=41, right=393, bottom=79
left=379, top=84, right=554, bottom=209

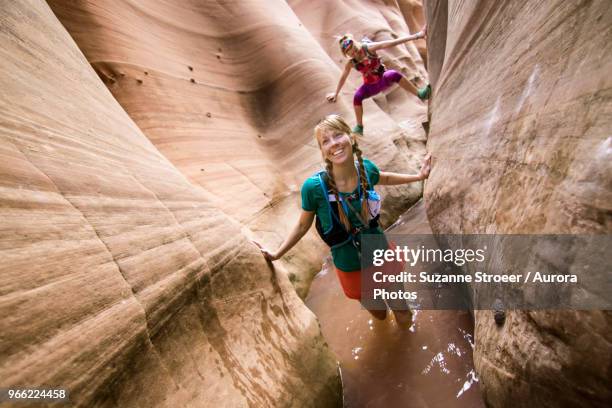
left=327, top=26, right=430, bottom=135
left=255, top=114, right=430, bottom=323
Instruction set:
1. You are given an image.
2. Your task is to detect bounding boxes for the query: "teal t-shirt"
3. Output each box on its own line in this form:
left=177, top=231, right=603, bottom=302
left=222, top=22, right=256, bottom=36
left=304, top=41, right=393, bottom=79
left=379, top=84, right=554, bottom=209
left=301, top=158, right=384, bottom=272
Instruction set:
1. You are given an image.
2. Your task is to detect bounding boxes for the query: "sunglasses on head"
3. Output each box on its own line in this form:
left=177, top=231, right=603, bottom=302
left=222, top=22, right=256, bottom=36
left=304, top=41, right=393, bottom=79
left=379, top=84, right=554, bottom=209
left=341, top=38, right=353, bottom=51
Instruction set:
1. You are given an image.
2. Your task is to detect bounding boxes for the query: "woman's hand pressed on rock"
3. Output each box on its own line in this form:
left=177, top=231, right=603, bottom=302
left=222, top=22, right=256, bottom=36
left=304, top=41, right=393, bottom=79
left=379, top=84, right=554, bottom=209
left=377, top=153, right=432, bottom=185
left=252, top=241, right=279, bottom=261
left=419, top=153, right=432, bottom=180
left=252, top=210, right=314, bottom=263
left=419, top=24, right=427, bottom=40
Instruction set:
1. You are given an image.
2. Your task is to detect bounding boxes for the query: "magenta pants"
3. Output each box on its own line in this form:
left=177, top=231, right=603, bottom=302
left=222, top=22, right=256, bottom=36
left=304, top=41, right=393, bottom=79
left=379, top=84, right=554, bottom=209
left=353, top=69, right=403, bottom=106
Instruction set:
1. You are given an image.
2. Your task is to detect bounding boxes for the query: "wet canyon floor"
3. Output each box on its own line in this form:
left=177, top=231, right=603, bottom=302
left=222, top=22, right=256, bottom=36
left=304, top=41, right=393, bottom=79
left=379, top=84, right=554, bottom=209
left=305, top=201, right=485, bottom=408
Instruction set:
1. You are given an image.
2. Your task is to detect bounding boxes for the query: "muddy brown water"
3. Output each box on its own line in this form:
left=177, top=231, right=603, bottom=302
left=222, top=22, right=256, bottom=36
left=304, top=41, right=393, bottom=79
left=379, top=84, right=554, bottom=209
left=306, top=201, right=485, bottom=408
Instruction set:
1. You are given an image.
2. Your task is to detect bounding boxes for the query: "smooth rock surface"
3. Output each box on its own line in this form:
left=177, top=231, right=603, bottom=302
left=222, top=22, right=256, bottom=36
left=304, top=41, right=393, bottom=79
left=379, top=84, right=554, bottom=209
left=0, top=1, right=340, bottom=406
left=424, top=1, right=611, bottom=407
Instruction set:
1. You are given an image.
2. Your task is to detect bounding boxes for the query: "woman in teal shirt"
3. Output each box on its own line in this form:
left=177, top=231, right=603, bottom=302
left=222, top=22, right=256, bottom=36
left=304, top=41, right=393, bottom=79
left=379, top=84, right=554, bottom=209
left=256, top=114, right=430, bottom=322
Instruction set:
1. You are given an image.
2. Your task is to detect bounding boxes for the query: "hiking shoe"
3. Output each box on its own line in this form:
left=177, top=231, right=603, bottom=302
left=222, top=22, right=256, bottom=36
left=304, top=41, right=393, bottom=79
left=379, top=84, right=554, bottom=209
left=352, top=124, right=364, bottom=134
left=417, top=84, right=431, bottom=100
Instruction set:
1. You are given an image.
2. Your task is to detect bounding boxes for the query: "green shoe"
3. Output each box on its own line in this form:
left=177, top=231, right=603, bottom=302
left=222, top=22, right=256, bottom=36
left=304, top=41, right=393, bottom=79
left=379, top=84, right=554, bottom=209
left=352, top=124, right=364, bottom=134
left=417, top=84, right=431, bottom=100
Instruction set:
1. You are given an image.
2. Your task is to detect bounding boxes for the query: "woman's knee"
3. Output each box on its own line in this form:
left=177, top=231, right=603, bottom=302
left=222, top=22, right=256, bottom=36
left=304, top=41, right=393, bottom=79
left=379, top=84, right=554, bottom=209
left=384, top=69, right=403, bottom=84
left=353, top=92, right=365, bottom=106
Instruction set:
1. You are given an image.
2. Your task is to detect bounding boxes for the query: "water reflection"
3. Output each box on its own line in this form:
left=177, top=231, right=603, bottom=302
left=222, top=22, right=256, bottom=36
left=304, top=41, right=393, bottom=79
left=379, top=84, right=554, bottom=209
left=306, top=201, right=485, bottom=407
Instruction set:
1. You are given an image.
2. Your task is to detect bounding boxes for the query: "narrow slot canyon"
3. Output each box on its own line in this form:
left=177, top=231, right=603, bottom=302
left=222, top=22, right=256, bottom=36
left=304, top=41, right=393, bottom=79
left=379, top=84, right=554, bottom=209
left=0, top=1, right=610, bottom=407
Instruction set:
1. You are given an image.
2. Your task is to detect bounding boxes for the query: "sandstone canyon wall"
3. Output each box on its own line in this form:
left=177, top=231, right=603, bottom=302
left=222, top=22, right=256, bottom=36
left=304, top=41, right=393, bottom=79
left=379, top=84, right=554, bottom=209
left=1, top=0, right=429, bottom=407
left=1, top=1, right=341, bottom=406
left=424, top=1, right=611, bottom=407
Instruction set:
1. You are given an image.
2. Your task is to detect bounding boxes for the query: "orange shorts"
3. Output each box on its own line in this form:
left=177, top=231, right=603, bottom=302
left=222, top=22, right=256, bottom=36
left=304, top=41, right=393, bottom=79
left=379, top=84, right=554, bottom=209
left=335, top=245, right=405, bottom=300
left=335, top=267, right=362, bottom=300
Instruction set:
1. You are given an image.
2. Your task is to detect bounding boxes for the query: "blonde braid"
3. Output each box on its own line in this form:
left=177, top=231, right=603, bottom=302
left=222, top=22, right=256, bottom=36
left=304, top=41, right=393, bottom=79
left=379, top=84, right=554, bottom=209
left=353, top=142, right=370, bottom=224
left=325, top=159, right=351, bottom=231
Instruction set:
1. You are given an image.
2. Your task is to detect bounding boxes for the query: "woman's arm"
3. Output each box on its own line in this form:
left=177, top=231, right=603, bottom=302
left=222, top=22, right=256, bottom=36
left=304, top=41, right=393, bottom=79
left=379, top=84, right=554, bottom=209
left=327, top=61, right=352, bottom=102
left=254, top=210, right=315, bottom=261
left=378, top=154, right=431, bottom=185
left=366, top=28, right=426, bottom=53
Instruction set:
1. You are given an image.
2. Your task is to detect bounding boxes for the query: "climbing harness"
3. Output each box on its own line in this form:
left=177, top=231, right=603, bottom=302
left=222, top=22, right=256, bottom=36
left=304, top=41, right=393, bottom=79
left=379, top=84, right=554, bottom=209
left=314, top=163, right=381, bottom=251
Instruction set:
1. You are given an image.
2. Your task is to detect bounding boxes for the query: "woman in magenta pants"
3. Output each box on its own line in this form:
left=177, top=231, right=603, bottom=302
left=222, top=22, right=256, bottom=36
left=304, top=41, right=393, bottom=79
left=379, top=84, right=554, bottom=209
left=326, top=27, right=431, bottom=135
